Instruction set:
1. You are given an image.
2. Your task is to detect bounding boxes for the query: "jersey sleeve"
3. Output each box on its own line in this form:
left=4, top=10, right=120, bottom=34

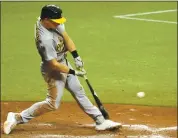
left=40, top=39, right=57, bottom=61
left=56, top=24, right=65, bottom=34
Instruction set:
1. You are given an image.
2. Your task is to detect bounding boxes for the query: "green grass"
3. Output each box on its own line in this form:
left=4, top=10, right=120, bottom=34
left=1, top=2, right=177, bottom=106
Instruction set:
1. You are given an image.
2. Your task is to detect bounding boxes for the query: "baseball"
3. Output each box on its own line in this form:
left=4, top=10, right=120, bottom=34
left=137, top=92, right=145, bottom=98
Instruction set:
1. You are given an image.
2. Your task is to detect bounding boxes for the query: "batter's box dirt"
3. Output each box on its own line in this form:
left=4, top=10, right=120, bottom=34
left=0, top=102, right=177, bottom=138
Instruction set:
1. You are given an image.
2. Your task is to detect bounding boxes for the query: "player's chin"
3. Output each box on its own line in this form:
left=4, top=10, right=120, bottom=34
left=49, top=24, right=59, bottom=30
left=50, top=26, right=58, bottom=30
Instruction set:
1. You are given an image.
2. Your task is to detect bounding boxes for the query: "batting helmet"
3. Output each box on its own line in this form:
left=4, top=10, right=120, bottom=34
left=40, top=4, right=66, bottom=24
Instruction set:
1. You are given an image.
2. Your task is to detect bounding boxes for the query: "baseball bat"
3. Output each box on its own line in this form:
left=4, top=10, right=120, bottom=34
left=83, top=74, right=110, bottom=119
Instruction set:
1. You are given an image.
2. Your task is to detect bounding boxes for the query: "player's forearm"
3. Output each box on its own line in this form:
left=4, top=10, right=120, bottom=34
left=62, top=31, right=83, bottom=68
left=64, top=35, right=80, bottom=58
left=52, top=62, right=83, bottom=75
left=48, top=59, right=75, bottom=74
left=53, top=62, right=70, bottom=73
left=66, top=40, right=80, bottom=59
left=65, top=38, right=76, bottom=52
left=62, top=31, right=76, bottom=52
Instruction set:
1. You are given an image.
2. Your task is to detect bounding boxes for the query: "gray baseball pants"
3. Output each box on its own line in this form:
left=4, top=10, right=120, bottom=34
left=20, top=59, right=103, bottom=123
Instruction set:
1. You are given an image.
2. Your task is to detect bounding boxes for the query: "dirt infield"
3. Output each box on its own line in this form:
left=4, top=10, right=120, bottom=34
left=1, top=102, right=177, bottom=138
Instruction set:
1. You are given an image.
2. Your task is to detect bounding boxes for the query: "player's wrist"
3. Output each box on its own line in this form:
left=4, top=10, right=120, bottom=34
left=71, top=50, right=79, bottom=58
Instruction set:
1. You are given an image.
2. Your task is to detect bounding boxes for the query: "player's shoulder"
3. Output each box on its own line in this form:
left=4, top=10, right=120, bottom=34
left=56, top=23, right=65, bottom=34
left=57, top=23, right=65, bottom=29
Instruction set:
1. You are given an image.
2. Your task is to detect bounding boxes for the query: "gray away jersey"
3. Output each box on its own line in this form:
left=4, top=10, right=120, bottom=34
left=34, top=18, right=67, bottom=72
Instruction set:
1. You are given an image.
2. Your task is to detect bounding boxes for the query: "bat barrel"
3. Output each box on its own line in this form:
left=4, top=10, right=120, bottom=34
left=83, top=74, right=110, bottom=119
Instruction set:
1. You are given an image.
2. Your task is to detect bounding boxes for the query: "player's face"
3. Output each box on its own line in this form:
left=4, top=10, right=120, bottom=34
left=50, top=20, right=60, bottom=29
left=43, top=19, right=60, bottom=29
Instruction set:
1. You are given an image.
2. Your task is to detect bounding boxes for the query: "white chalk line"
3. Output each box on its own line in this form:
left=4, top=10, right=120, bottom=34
left=80, top=123, right=177, bottom=132
left=122, top=124, right=177, bottom=132
left=113, top=9, right=177, bottom=24
left=114, top=9, right=177, bottom=17
left=118, top=16, right=177, bottom=24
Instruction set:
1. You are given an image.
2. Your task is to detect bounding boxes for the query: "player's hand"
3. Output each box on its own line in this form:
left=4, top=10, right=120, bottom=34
left=74, top=56, right=84, bottom=69
left=75, top=69, right=86, bottom=77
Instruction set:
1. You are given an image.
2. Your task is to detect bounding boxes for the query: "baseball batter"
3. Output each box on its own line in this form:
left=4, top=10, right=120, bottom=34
left=3, top=5, right=121, bottom=134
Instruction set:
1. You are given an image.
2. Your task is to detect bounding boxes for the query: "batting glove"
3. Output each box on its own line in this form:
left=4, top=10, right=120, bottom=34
left=68, top=68, right=86, bottom=77
left=75, top=69, right=86, bottom=77
left=74, top=56, right=84, bottom=69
